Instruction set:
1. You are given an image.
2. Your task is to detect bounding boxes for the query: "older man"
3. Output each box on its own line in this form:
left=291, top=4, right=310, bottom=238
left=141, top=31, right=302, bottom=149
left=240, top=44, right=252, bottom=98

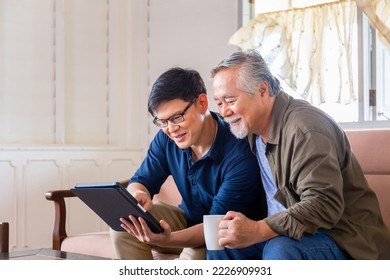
left=210, top=49, right=390, bottom=260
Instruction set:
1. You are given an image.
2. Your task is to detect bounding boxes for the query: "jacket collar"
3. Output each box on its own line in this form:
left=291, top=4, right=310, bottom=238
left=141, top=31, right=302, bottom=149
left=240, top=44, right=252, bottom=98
left=248, top=91, right=291, bottom=150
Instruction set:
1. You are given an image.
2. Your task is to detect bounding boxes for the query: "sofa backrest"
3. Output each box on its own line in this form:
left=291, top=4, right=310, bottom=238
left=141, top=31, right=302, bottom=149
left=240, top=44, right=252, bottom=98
left=346, top=129, right=390, bottom=231
left=153, top=176, right=181, bottom=206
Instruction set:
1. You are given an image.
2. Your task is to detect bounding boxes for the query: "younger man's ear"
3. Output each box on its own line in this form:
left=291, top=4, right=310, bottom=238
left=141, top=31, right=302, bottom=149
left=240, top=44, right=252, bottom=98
left=198, top=93, right=208, bottom=111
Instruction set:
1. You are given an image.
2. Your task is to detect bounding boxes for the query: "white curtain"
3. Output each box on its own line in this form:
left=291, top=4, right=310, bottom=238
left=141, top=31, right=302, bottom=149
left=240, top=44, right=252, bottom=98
left=230, top=1, right=356, bottom=105
left=230, top=0, right=357, bottom=105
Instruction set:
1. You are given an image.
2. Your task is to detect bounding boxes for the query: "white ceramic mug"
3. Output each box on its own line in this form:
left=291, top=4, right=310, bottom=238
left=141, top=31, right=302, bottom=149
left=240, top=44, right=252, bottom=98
left=203, top=214, right=224, bottom=250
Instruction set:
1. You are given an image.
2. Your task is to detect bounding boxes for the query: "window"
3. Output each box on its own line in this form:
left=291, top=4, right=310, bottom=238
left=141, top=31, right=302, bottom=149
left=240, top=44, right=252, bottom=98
left=239, top=0, right=390, bottom=128
left=370, top=23, right=390, bottom=121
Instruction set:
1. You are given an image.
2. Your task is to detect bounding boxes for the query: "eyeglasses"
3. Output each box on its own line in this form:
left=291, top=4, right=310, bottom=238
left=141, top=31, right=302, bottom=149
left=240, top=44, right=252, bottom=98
left=153, top=95, right=199, bottom=128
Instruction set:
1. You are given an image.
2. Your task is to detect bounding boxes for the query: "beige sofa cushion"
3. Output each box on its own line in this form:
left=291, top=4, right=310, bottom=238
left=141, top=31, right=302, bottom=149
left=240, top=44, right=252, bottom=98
left=346, top=129, right=390, bottom=231
left=61, top=231, right=179, bottom=260
left=61, top=232, right=116, bottom=259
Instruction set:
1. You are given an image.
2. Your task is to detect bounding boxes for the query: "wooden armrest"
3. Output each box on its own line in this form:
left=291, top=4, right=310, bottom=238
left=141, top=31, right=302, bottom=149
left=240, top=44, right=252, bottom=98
left=0, top=222, right=9, bottom=253
left=119, top=180, right=129, bottom=188
left=45, top=180, right=129, bottom=250
left=45, top=190, right=75, bottom=250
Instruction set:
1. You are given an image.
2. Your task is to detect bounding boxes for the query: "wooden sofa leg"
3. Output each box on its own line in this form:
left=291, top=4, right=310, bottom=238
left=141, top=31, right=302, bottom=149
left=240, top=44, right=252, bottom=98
left=0, top=222, right=9, bottom=253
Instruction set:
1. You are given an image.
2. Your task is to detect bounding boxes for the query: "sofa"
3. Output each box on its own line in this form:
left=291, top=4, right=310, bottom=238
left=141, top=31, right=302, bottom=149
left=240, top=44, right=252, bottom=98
left=345, top=129, right=390, bottom=231
left=46, top=176, right=181, bottom=260
left=45, top=129, right=390, bottom=259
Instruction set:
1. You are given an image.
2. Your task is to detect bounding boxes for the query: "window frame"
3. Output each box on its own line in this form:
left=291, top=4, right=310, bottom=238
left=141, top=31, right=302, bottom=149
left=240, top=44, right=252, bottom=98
left=244, top=0, right=390, bottom=130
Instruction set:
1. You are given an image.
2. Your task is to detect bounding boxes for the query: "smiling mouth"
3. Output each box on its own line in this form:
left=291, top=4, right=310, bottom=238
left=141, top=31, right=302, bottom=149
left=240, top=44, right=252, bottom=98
left=230, top=118, right=241, bottom=125
left=173, top=132, right=186, bottom=141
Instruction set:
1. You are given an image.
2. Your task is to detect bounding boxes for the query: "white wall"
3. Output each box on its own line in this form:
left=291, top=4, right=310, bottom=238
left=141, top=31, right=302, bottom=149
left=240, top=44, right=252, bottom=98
left=0, top=0, right=241, bottom=251
left=147, top=0, right=240, bottom=137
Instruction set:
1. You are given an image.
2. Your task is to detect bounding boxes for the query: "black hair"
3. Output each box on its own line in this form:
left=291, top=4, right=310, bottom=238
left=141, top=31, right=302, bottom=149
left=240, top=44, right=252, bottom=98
left=148, top=67, right=206, bottom=116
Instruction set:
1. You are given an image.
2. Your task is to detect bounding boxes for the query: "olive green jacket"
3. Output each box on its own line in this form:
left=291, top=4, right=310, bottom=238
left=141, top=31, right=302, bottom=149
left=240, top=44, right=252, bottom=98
left=249, top=91, right=390, bottom=259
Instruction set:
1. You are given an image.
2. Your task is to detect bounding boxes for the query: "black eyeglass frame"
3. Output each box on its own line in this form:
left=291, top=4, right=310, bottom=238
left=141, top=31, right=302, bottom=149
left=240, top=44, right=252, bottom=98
left=153, top=95, right=199, bottom=128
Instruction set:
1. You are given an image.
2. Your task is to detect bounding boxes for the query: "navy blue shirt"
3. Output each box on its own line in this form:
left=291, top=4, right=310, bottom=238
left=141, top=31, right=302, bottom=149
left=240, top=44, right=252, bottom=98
left=130, top=112, right=264, bottom=226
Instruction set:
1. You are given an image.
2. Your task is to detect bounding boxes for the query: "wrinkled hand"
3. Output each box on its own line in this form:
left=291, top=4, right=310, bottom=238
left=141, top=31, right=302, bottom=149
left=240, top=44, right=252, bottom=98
left=120, top=215, right=171, bottom=247
left=218, top=211, right=261, bottom=249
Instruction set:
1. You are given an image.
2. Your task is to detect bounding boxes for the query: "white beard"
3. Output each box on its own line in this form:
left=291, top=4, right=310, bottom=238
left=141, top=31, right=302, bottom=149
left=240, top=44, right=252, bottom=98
left=224, top=116, right=249, bottom=139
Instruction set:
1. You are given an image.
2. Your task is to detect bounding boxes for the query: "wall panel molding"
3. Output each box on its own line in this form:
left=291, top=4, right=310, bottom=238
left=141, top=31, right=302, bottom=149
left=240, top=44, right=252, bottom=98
left=0, top=148, right=142, bottom=250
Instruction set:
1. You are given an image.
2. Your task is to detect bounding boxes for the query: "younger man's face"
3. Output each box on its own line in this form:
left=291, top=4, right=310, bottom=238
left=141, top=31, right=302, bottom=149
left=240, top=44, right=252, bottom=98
left=155, top=97, right=202, bottom=149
